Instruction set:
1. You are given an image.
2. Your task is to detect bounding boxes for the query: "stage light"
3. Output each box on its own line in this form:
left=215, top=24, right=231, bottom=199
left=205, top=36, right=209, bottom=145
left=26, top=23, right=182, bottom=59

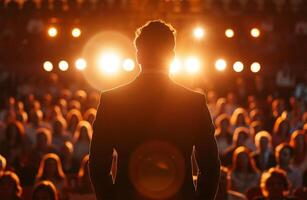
left=122, top=58, right=135, bottom=71
left=215, top=59, right=227, bottom=71
left=48, top=27, right=58, bottom=37
left=185, top=57, right=200, bottom=74
left=251, top=28, right=260, bottom=38
left=43, top=61, right=53, bottom=72
left=98, top=52, right=120, bottom=75
left=233, top=61, right=244, bottom=72
left=225, top=29, right=234, bottom=38
left=58, top=60, right=69, bottom=71
left=251, top=62, right=261, bottom=73
left=169, top=58, right=182, bottom=74
left=193, top=27, right=205, bottom=40
left=75, top=58, right=87, bottom=71
left=72, top=28, right=81, bottom=38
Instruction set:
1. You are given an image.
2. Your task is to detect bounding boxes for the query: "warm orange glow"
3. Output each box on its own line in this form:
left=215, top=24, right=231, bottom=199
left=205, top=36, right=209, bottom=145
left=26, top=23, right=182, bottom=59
left=58, top=60, right=69, bottom=71
left=48, top=27, right=58, bottom=37
left=72, top=28, right=81, bottom=38
left=185, top=57, right=200, bottom=74
left=169, top=58, right=182, bottom=75
left=215, top=59, right=227, bottom=71
left=98, top=52, right=121, bottom=75
left=233, top=61, right=244, bottom=72
left=75, top=58, right=87, bottom=71
left=251, top=62, right=261, bottom=73
left=251, top=28, right=260, bottom=38
left=122, top=58, right=135, bottom=71
left=43, top=61, right=53, bottom=72
left=193, top=27, right=205, bottom=40
left=225, top=29, right=235, bottom=38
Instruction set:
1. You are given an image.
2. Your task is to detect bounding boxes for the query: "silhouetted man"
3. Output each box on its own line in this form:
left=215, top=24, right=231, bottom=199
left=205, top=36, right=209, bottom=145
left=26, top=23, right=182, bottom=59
left=89, top=20, right=220, bottom=200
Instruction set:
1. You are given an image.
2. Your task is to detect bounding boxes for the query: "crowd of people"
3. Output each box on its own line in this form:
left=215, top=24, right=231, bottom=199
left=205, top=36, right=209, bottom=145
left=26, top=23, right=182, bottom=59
left=0, top=73, right=306, bottom=200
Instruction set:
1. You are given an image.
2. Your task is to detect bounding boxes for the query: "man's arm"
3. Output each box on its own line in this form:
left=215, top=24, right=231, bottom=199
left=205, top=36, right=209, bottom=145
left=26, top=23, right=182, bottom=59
left=195, top=95, right=220, bottom=200
left=89, top=94, right=116, bottom=200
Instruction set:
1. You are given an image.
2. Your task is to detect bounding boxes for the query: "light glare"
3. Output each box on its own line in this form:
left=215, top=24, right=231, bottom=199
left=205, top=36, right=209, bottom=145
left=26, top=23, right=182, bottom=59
left=170, top=58, right=182, bottom=74
left=75, top=58, right=87, bottom=70
left=123, top=59, right=135, bottom=71
left=48, top=27, right=58, bottom=37
left=98, top=52, right=120, bottom=74
left=215, top=59, right=227, bottom=71
left=225, top=29, right=235, bottom=38
left=251, top=28, right=260, bottom=38
left=43, top=61, right=53, bottom=72
left=251, top=62, right=261, bottom=73
left=72, top=28, right=81, bottom=38
left=185, top=57, right=200, bottom=74
left=58, top=60, right=69, bottom=71
left=193, top=27, right=205, bottom=39
left=233, top=61, right=244, bottom=72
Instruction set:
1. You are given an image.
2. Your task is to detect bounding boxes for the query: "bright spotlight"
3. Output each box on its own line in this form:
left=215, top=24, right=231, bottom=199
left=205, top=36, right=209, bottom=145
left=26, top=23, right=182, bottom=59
left=251, top=62, right=261, bottom=73
left=75, top=58, right=87, bottom=71
left=193, top=27, right=205, bottom=40
left=48, top=27, right=58, bottom=37
left=251, top=28, right=260, bottom=38
left=43, top=61, right=53, bottom=72
left=185, top=57, right=200, bottom=74
left=122, top=58, right=135, bottom=71
left=215, top=59, right=227, bottom=71
left=225, top=29, right=235, bottom=38
left=72, top=28, right=81, bottom=38
left=98, top=52, right=120, bottom=75
left=58, top=60, right=69, bottom=71
left=169, top=58, right=182, bottom=75
left=233, top=61, right=244, bottom=72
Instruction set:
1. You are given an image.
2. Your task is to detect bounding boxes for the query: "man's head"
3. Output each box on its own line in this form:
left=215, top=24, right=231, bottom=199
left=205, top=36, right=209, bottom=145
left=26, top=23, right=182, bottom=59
left=134, top=20, right=176, bottom=71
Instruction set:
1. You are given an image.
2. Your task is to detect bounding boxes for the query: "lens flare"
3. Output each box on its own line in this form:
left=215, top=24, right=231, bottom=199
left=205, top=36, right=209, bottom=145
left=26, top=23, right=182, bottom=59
left=58, top=60, right=69, bottom=71
left=169, top=58, right=182, bottom=75
left=225, top=29, right=235, bottom=38
left=43, top=61, right=53, bottom=72
left=251, top=62, right=261, bottom=73
left=98, top=52, right=121, bottom=75
left=75, top=58, right=87, bottom=71
left=48, top=27, right=58, bottom=37
left=251, top=28, right=260, bottom=38
left=122, top=58, right=135, bottom=71
left=215, top=59, right=227, bottom=71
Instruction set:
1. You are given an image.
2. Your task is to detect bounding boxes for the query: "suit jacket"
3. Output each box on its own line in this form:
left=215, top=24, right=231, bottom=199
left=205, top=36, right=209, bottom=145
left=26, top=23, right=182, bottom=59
left=89, top=73, right=220, bottom=200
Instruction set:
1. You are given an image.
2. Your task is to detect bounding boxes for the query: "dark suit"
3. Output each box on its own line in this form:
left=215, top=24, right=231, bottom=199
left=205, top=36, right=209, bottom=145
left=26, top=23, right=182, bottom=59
left=89, top=73, right=220, bottom=200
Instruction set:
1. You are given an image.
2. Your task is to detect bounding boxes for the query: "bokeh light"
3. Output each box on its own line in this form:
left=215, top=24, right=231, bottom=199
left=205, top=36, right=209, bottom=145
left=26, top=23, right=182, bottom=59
left=215, top=59, right=227, bottom=71
left=225, top=29, right=235, bottom=38
left=122, top=58, right=135, bottom=71
left=72, top=28, right=81, bottom=38
left=98, top=52, right=121, bottom=75
left=251, top=62, right=261, bottom=73
left=185, top=57, right=200, bottom=74
left=48, top=27, right=58, bottom=37
left=233, top=61, right=244, bottom=72
left=193, top=27, right=205, bottom=40
left=58, top=60, right=69, bottom=71
left=251, top=28, right=260, bottom=38
left=75, top=58, right=87, bottom=71
left=169, top=58, right=182, bottom=75
left=43, top=61, right=53, bottom=72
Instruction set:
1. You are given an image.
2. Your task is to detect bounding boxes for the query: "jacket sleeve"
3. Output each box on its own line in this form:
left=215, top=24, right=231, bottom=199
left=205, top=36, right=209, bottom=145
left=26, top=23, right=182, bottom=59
left=89, top=94, right=116, bottom=200
left=194, top=94, right=220, bottom=200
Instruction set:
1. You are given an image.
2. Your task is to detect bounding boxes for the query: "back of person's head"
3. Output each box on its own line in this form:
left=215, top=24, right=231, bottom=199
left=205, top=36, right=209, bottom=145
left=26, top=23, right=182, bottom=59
left=32, top=180, right=59, bottom=200
left=134, top=20, right=176, bottom=70
left=36, top=128, right=52, bottom=148
left=233, top=127, right=249, bottom=146
left=275, top=143, right=293, bottom=165
left=36, top=153, right=66, bottom=181
left=0, top=154, right=6, bottom=174
left=255, top=131, right=272, bottom=150
left=0, top=171, right=22, bottom=199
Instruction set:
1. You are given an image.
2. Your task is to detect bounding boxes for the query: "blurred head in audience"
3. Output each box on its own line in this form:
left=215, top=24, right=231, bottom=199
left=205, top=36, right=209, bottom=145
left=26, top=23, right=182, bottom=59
left=77, top=155, right=92, bottom=192
left=36, top=153, right=66, bottom=181
left=233, top=127, right=249, bottom=147
left=273, top=117, right=290, bottom=141
left=73, top=121, right=92, bottom=143
left=35, top=128, right=52, bottom=151
left=289, top=130, right=306, bottom=165
left=255, top=131, right=272, bottom=152
left=215, top=114, right=231, bottom=133
left=66, top=109, right=82, bottom=134
left=32, top=181, right=59, bottom=200
left=231, top=108, right=249, bottom=128
left=0, top=171, right=22, bottom=200
left=275, top=143, right=293, bottom=169
left=250, top=121, right=263, bottom=139
left=0, top=154, right=6, bottom=175
left=52, top=117, right=67, bottom=137
left=232, top=146, right=258, bottom=173
left=272, top=99, right=285, bottom=118
left=5, top=120, right=25, bottom=148
left=83, top=108, right=97, bottom=124
left=260, top=168, right=290, bottom=199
